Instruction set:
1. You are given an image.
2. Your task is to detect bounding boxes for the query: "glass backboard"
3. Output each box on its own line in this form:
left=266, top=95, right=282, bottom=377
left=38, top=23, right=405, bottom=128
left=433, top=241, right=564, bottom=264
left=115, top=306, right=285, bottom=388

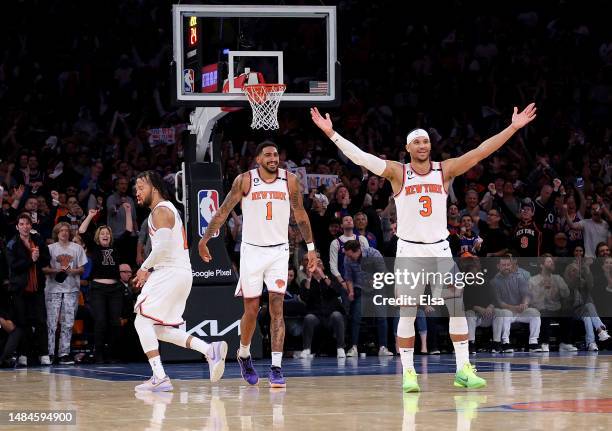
left=172, top=5, right=338, bottom=107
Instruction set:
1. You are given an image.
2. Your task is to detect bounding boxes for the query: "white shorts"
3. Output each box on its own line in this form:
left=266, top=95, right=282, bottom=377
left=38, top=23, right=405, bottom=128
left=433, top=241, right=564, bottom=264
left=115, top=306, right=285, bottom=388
left=396, top=238, right=453, bottom=259
left=395, top=239, right=458, bottom=310
left=134, top=267, right=192, bottom=326
left=235, top=242, right=289, bottom=298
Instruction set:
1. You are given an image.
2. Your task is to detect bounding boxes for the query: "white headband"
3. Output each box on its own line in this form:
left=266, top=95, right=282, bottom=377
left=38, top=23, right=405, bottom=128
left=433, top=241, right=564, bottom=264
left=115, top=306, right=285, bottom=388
left=406, top=129, right=429, bottom=144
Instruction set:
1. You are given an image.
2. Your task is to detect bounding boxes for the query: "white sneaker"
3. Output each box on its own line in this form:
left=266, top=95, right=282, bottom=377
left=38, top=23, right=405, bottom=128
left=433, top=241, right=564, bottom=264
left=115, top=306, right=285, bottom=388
left=598, top=329, right=610, bottom=342
left=17, top=355, right=27, bottom=367
left=206, top=341, right=228, bottom=383
left=588, top=342, right=599, bottom=352
left=134, top=375, right=173, bottom=392
left=559, top=343, right=578, bottom=352
left=541, top=343, right=550, bottom=352
left=378, top=346, right=394, bottom=356
left=346, top=346, right=358, bottom=357
left=39, top=355, right=52, bottom=366
left=337, top=348, right=346, bottom=358
left=299, top=348, right=311, bottom=359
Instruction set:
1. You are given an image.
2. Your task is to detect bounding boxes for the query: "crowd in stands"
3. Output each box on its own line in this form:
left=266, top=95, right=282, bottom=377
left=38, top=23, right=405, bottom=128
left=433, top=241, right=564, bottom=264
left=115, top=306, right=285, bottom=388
left=1, top=1, right=612, bottom=365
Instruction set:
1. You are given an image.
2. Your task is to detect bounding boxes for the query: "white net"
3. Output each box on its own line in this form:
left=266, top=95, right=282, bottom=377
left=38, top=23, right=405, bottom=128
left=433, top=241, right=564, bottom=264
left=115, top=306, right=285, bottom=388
left=242, top=84, right=286, bottom=130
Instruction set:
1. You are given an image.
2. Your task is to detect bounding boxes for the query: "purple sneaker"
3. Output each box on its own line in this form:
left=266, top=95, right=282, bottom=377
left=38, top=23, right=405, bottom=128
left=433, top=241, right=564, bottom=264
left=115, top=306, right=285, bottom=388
left=207, top=341, right=228, bottom=383
left=237, top=351, right=259, bottom=385
left=268, top=366, right=286, bottom=388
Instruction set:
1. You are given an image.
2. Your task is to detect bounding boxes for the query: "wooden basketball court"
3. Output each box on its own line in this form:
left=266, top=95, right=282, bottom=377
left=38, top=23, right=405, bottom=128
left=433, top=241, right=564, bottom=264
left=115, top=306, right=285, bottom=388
left=1, top=352, right=611, bottom=430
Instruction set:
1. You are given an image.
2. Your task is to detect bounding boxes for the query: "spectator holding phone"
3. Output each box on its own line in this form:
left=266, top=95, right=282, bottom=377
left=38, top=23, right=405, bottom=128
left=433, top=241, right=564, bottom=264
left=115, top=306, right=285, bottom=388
left=42, top=222, right=87, bottom=365
left=5, top=213, right=51, bottom=366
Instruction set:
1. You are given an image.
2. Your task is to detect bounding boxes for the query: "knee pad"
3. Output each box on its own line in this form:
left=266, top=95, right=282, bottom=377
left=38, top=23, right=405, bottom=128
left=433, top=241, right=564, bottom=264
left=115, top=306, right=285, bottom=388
left=154, top=326, right=190, bottom=348
left=396, top=316, right=416, bottom=338
left=134, top=314, right=159, bottom=353
left=449, top=316, right=468, bottom=335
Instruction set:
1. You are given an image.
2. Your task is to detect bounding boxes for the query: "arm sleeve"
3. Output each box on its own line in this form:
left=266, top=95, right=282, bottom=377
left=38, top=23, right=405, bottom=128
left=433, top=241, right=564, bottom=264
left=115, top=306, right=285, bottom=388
left=330, top=132, right=387, bottom=176
left=140, top=228, right=173, bottom=271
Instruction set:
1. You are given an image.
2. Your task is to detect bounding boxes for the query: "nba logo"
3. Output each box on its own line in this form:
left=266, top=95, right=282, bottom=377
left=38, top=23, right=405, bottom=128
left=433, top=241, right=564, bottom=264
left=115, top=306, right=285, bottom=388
left=184, top=69, right=195, bottom=93
left=198, top=190, right=219, bottom=238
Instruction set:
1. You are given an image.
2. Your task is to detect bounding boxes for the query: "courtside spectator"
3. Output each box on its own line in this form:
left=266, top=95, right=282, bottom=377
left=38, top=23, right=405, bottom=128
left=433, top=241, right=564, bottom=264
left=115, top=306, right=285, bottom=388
left=43, top=222, right=87, bottom=365
left=6, top=213, right=50, bottom=366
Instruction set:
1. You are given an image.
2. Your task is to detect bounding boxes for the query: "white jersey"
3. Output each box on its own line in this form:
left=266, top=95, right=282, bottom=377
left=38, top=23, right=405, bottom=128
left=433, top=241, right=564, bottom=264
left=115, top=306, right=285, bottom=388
left=148, top=200, right=191, bottom=270
left=241, top=168, right=291, bottom=246
left=394, top=161, right=449, bottom=243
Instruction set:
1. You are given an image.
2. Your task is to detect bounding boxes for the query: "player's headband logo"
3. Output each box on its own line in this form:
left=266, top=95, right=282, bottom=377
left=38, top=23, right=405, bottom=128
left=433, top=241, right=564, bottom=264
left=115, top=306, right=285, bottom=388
left=406, top=129, right=430, bottom=144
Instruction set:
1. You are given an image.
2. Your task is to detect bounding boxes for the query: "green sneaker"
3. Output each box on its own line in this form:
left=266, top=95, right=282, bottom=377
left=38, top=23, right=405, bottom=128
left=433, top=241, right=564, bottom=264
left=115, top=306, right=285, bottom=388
left=402, top=369, right=420, bottom=392
left=454, top=363, right=487, bottom=389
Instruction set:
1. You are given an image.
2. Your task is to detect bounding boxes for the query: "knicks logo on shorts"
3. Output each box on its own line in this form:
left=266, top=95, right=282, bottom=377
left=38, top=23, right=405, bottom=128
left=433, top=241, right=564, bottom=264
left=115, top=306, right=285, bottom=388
left=275, top=279, right=286, bottom=289
left=198, top=190, right=220, bottom=238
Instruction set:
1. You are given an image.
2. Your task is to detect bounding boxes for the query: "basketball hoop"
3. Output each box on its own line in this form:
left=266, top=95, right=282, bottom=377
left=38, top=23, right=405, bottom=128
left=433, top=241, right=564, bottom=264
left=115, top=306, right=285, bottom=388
left=242, top=83, right=286, bottom=130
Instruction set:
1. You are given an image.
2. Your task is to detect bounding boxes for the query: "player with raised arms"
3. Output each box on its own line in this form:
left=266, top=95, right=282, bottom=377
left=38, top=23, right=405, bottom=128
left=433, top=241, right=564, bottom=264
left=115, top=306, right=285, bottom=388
left=311, top=103, right=536, bottom=391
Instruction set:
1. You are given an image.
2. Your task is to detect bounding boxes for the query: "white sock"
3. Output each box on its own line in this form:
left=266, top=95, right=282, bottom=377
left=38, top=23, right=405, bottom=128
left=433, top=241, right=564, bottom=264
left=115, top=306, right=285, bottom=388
left=271, top=352, right=282, bottom=368
left=189, top=337, right=212, bottom=357
left=149, top=356, right=166, bottom=380
left=239, top=343, right=251, bottom=358
left=399, top=348, right=414, bottom=371
left=453, top=340, right=470, bottom=370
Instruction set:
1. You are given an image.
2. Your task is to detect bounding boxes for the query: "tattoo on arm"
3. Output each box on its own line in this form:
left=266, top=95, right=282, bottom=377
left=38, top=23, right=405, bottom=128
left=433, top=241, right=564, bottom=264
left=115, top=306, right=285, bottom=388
left=289, top=175, right=314, bottom=244
left=202, top=175, right=243, bottom=242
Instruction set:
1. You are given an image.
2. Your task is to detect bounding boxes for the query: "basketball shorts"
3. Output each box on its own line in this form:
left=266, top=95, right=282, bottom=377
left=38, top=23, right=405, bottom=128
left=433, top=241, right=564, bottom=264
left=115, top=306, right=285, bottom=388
left=394, top=239, right=461, bottom=316
left=134, top=267, right=192, bottom=326
left=235, top=242, right=289, bottom=298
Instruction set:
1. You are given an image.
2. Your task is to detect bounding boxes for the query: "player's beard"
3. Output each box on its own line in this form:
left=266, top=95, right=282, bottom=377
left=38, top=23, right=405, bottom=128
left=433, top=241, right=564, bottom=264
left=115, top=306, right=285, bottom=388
left=261, top=162, right=278, bottom=174
left=142, top=192, right=153, bottom=208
